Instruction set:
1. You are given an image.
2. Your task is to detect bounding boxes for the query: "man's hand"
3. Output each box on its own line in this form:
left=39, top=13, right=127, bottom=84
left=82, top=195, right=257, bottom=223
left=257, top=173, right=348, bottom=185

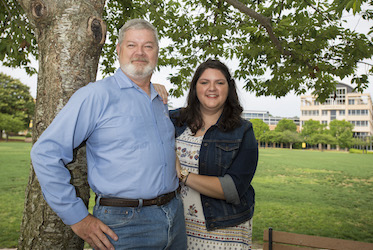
left=71, top=214, right=118, bottom=250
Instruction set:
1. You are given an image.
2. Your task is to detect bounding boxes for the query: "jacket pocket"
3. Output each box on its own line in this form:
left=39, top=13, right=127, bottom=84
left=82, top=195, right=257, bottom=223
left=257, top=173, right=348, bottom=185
left=215, top=142, right=240, bottom=172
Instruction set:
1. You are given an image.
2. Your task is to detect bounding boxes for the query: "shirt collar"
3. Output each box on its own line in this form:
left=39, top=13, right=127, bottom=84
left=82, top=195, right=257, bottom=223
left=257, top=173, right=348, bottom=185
left=113, top=68, right=135, bottom=89
left=114, top=68, right=160, bottom=101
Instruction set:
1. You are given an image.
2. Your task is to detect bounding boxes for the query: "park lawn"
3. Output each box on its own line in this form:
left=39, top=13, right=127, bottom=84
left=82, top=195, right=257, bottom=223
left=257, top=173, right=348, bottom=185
left=0, top=142, right=32, bottom=247
left=0, top=142, right=372, bottom=248
left=252, top=148, right=373, bottom=243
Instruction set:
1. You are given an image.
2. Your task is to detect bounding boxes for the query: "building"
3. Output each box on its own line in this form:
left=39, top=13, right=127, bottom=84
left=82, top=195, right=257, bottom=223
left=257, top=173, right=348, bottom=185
left=242, top=110, right=300, bottom=131
left=300, top=83, right=373, bottom=138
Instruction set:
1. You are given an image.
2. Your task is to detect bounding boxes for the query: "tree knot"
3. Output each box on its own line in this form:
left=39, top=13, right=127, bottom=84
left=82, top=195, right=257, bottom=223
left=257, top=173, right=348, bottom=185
left=31, top=0, right=47, bottom=19
left=87, top=17, right=106, bottom=45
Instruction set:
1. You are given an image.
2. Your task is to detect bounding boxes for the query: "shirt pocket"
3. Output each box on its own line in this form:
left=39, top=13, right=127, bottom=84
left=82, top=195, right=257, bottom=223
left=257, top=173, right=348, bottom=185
left=215, top=142, right=240, bottom=172
left=158, top=110, right=175, bottom=149
left=93, top=115, right=149, bottom=148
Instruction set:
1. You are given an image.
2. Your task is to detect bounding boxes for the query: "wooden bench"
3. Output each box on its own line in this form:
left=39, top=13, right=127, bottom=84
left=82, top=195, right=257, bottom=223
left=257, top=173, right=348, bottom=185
left=263, top=228, right=373, bottom=250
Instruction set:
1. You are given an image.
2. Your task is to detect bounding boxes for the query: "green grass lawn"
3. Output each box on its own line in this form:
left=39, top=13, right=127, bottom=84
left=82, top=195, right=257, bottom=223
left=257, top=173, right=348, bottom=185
left=0, top=142, right=32, bottom=247
left=252, top=148, right=373, bottom=243
left=1, top=142, right=372, bottom=248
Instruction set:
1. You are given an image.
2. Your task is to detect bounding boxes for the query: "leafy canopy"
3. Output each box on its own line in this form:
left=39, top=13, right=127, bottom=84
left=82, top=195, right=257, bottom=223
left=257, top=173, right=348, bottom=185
left=250, top=118, right=270, bottom=141
left=328, top=119, right=354, bottom=148
left=301, top=119, right=327, bottom=137
left=0, top=72, right=35, bottom=129
left=0, top=112, right=25, bottom=135
left=275, top=118, right=297, bottom=132
left=1, top=0, right=373, bottom=101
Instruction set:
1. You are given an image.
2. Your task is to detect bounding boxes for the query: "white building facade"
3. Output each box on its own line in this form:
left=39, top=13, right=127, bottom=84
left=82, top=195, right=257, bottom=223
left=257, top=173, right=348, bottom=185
left=300, top=83, right=373, bottom=138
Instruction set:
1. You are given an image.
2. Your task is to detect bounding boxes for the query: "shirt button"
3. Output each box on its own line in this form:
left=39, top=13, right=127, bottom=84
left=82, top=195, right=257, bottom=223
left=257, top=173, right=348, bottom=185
left=204, top=143, right=208, bottom=147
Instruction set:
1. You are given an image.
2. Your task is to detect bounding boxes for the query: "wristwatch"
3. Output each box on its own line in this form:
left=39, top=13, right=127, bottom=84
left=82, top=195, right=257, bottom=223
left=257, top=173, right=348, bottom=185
left=180, top=168, right=189, bottom=181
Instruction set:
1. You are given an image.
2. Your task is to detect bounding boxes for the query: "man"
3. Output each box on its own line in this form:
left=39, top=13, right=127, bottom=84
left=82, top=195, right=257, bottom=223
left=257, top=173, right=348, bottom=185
left=31, top=19, right=186, bottom=250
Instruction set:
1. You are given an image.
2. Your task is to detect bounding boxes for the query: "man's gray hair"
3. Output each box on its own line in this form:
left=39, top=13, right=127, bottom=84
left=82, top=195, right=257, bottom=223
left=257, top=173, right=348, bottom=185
left=118, top=19, right=159, bottom=47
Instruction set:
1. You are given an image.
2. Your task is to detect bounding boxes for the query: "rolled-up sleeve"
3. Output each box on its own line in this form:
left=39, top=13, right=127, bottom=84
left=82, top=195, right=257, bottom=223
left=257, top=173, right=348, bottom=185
left=218, top=175, right=240, bottom=204
left=224, top=123, right=258, bottom=201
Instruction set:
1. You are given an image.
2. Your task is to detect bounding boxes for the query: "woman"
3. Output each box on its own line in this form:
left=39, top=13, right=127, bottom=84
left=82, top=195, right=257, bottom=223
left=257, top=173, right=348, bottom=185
left=157, top=58, right=258, bottom=249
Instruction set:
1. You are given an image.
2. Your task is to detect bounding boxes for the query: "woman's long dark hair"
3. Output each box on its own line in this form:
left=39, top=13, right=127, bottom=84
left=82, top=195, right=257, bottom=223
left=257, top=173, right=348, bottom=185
left=174, top=58, right=243, bottom=134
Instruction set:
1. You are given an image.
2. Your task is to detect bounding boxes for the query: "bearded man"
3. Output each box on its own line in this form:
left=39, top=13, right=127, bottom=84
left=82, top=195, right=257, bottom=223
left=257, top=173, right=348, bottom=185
left=31, top=19, right=187, bottom=250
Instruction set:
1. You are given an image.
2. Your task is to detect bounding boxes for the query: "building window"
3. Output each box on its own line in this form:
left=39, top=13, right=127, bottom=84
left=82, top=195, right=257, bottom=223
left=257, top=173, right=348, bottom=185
left=348, top=109, right=369, bottom=116
left=330, top=110, right=336, bottom=121
left=350, top=121, right=369, bottom=127
left=348, top=99, right=355, bottom=105
left=339, top=110, right=345, bottom=115
left=322, top=110, right=328, bottom=116
left=324, top=88, right=346, bottom=105
left=322, top=120, right=328, bottom=125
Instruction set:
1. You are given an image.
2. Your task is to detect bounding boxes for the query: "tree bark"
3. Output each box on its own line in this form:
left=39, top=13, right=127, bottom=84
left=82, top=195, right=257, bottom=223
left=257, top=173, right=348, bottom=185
left=17, top=0, right=106, bottom=249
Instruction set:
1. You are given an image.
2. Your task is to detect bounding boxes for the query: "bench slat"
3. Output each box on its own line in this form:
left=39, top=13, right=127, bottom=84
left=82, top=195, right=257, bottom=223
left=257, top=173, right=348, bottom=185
left=263, top=242, right=315, bottom=250
left=263, top=230, right=373, bottom=250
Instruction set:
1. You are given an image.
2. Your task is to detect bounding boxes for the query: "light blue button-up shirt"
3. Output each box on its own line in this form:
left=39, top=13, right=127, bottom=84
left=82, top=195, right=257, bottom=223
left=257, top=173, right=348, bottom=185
left=31, top=69, right=178, bottom=225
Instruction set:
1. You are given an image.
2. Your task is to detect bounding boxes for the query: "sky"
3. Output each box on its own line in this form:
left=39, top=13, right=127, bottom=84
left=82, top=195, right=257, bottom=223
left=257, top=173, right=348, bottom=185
left=1, top=10, right=372, bottom=118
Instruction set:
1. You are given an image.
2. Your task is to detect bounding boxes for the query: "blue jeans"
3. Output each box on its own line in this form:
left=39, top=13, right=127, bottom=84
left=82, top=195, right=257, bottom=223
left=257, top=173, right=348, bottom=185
left=93, top=194, right=187, bottom=249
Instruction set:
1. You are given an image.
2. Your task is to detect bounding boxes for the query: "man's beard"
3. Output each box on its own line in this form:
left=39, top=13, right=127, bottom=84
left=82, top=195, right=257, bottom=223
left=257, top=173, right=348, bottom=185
left=120, top=59, right=155, bottom=79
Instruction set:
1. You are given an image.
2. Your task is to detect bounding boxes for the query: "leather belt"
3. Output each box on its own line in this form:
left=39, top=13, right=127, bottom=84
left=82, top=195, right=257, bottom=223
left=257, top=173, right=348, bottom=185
left=98, top=186, right=180, bottom=207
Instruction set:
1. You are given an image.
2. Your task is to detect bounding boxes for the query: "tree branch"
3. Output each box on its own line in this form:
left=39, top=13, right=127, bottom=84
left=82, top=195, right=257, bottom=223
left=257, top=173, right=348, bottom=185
left=224, top=0, right=291, bottom=56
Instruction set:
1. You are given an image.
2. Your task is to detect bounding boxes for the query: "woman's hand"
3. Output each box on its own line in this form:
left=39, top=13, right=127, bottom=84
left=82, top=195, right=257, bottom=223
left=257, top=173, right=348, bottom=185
left=176, top=155, right=181, bottom=179
left=153, top=83, right=168, bottom=104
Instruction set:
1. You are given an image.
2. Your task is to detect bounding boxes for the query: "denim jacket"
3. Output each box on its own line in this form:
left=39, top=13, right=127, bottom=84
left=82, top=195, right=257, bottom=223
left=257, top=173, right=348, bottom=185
left=170, top=109, right=258, bottom=230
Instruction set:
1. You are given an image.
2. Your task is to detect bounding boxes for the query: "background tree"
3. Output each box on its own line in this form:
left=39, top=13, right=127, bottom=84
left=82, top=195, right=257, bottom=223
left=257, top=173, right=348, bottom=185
left=307, top=133, right=337, bottom=151
left=262, top=130, right=281, bottom=148
left=250, top=118, right=270, bottom=146
left=301, top=119, right=326, bottom=137
left=352, top=137, right=370, bottom=153
left=275, top=118, right=297, bottom=132
left=280, top=130, right=302, bottom=150
left=0, top=113, right=25, bottom=140
left=329, top=119, right=354, bottom=150
left=0, top=73, right=34, bottom=138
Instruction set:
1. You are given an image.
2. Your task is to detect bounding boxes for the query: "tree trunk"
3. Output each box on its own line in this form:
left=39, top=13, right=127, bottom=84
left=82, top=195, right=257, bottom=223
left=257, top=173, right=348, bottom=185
left=18, top=1, right=106, bottom=249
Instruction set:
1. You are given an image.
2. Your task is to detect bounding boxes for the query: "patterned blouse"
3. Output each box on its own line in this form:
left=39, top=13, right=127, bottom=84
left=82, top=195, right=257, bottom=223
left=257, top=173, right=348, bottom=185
left=176, top=127, right=253, bottom=250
